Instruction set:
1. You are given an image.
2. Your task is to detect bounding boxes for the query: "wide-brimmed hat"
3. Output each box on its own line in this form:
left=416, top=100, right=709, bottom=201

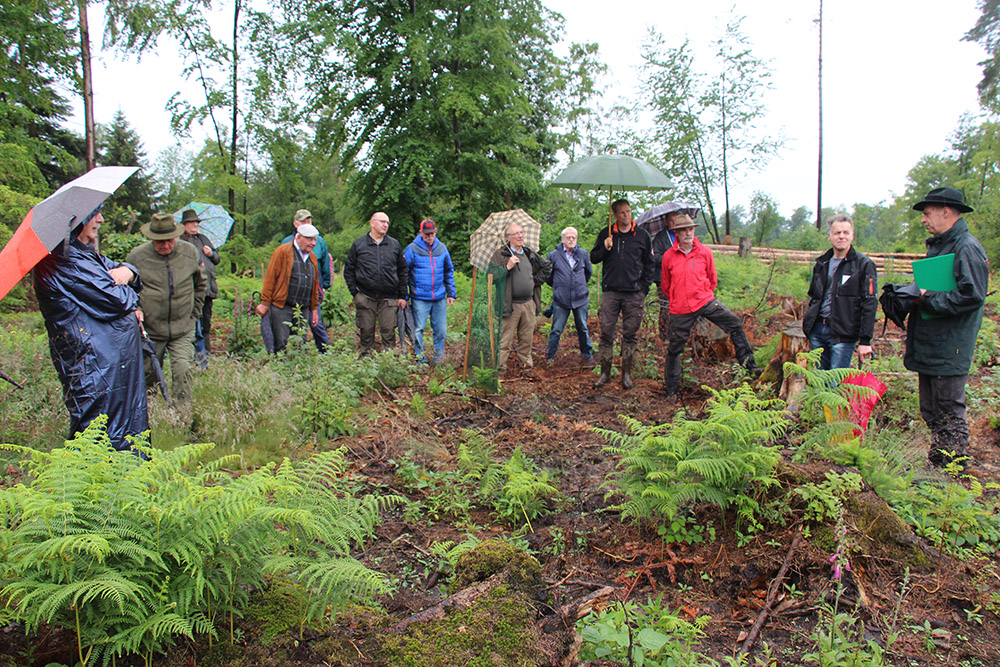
left=141, top=213, right=184, bottom=240
left=180, top=209, right=201, bottom=224
left=294, top=209, right=312, bottom=222
left=912, top=187, right=974, bottom=213
left=669, top=213, right=698, bottom=230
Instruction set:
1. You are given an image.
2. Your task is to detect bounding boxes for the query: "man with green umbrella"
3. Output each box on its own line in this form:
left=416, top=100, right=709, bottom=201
left=590, top=199, right=656, bottom=389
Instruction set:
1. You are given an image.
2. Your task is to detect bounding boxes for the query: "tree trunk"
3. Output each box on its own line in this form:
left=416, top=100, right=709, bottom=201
left=229, top=0, right=241, bottom=213
left=738, top=237, right=752, bottom=257
left=78, top=0, right=96, bottom=172
left=765, top=321, right=810, bottom=399
left=816, top=0, right=823, bottom=230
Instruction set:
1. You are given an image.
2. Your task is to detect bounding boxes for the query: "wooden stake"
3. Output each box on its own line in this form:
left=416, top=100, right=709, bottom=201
left=462, top=266, right=477, bottom=383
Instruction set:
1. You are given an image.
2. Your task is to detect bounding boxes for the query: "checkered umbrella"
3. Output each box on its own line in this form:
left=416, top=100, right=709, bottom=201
left=469, top=209, right=541, bottom=271
left=635, top=201, right=701, bottom=237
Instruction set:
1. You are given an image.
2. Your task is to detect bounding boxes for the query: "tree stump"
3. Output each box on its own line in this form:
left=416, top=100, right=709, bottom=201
left=738, top=237, right=752, bottom=257
left=690, top=318, right=733, bottom=361
left=762, top=320, right=810, bottom=400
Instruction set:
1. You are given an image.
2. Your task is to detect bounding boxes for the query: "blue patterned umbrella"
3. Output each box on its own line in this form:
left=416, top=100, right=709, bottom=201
left=173, top=202, right=234, bottom=249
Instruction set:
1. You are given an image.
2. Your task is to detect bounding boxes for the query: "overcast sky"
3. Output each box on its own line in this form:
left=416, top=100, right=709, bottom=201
left=70, top=0, right=987, bottom=218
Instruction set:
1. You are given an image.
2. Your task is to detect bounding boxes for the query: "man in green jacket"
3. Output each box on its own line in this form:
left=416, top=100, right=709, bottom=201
left=905, top=187, right=989, bottom=469
left=127, top=213, right=207, bottom=406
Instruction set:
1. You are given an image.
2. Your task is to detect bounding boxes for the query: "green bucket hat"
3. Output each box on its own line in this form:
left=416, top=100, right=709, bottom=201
left=141, top=213, right=185, bottom=240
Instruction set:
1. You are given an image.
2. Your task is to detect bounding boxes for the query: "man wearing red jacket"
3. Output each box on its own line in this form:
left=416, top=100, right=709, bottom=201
left=660, top=214, right=760, bottom=399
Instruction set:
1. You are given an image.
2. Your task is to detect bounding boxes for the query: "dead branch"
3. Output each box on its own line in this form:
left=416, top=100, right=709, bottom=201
left=738, top=529, right=803, bottom=659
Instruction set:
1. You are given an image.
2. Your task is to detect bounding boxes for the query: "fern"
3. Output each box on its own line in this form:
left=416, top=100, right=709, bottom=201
left=0, top=419, right=400, bottom=666
left=600, top=384, right=787, bottom=531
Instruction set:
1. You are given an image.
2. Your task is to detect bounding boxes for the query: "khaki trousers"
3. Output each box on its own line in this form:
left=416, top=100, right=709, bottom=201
left=499, top=300, right=536, bottom=368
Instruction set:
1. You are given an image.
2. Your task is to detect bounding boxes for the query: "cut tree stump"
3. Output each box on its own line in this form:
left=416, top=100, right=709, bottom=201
left=690, top=318, right=733, bottom=361
left=761, top=320, right=810, bottom=400
left=738, top=237, right=752, bottom=257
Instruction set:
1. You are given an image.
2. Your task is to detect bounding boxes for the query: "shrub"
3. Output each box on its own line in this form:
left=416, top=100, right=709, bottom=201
left=599, top=385, right=787, bottom=533
left=0, top=419, right=399, bottom=666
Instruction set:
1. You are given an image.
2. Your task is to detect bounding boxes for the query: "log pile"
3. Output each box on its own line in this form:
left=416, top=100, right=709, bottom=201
left=707, top=244, right=921, bottom=274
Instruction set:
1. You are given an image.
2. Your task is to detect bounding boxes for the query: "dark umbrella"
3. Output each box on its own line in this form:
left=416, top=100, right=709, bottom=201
left=139, top=327, right=171, bottom=408
left=254, top=291, right=275, bottom=354
left=635, top=201, right=701, bottom=237
left=0, top=166, right=138, bottom=301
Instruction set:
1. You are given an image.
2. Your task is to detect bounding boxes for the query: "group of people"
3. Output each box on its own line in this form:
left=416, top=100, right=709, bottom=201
left=488, top=199, right=761, bottom=395
left=32, top=187, right=988, bottom=469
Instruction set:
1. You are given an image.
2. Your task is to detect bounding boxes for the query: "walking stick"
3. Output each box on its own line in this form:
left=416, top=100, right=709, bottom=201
left=487, top=272, right=496, bottom=370
left=462, top=266, right=477, bottom=383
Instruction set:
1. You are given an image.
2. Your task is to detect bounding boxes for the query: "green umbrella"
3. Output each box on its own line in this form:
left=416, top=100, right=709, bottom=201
left=552, top=154, right=674, bottom=233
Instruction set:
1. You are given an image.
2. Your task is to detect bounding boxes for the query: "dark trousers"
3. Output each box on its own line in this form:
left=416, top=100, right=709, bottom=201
left=597, top=290, right=645, bottom=354
left=200, top=296, right=214, bottom=354
left=664, top=298, right=753, bottom=393
left=355, top=292, right=398, bottom=355
left=268, top=302, right=312, bottom=353
left=918, top=373, right=969, bottom=460
left=311, top=294, right=330, bottom=353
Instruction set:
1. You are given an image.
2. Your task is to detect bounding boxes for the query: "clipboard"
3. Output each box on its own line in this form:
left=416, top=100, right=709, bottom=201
left=911, top=253, right=956, bottom=319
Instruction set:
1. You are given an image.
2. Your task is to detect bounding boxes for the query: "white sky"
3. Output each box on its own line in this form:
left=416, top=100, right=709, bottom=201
left=70, top=0, right=987, bottom=218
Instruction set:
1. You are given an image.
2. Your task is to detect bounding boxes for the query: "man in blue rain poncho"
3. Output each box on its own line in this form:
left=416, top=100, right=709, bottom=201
left=33, top=207, right=148, bottom=450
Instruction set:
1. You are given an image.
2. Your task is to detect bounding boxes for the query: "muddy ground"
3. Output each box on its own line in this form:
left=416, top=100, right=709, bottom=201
left=8, top=301, right=1000, bottom=667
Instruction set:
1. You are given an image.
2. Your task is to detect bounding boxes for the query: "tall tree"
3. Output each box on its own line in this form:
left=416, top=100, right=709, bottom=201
left=105, top=0, right=297, bottom=212
left=965, top=0, right=1000, bottom=111
left=98, top=109, right=155, bottom=221
left=0, top=0, right=84, bottom=189
left=816, top=0, right=823, bottom=229
left=642, top=18, right=781, bottom=243
left=290, top=0, right=581, bottom=260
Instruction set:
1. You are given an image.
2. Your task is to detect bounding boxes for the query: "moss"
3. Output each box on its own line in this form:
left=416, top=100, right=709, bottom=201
left=381, top=585, right=541, bottom=667
left=845, top=492, right=934, bottom=567
left=243, top=580, right=310, bottom=640
left=450, top=538, right=543, bottom=593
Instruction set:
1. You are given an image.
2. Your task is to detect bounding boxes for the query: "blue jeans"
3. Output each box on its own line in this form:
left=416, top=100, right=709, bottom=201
left=411, top=298, right=447, bottom=362
left=808, top=321, right=856, bottom=370
left=547, top=303, right=593, bottom=359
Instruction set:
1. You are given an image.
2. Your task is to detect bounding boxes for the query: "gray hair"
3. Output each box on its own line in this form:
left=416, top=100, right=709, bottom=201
left=825, top=213, right=853, bottom=232
left=561, top=226, right=578, bottom=239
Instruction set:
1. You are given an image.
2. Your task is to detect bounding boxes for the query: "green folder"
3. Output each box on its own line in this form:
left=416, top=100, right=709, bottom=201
left=912, top=253, right=956, bottom=319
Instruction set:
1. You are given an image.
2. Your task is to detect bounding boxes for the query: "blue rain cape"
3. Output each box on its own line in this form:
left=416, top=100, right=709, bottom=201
left=33, top=238, right=149, bottom=449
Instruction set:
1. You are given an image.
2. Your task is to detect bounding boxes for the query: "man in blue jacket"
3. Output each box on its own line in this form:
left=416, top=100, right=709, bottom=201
left=545, top=226, right=593, bottom=363
left=906, top=187, right=988, bottom=469
left=404, top=219, right=456, bottom=364
left=283, top=209, right=330, bottom=353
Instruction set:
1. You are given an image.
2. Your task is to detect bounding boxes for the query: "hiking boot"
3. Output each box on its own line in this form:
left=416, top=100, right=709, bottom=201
left=593, top=359, right=612, bottom=388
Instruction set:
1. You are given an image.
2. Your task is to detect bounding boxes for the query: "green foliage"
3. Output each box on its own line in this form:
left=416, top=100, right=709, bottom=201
left=0, top=313, right=66, bottom=447
left=458, top=431, right=558, bottom=530
left=0, top=142, right=47, bottom=199
left=795, top=472, right=864, bottom=525
left=99, top=232, right=145, bottom=263
left=783, top=349, right=876, bottom=452
left=599, top=385, right=786, bottom=532
left=973, top=315, right=999, bottom=371
left=97, top=110, right=155, bottom=221
left=220, top=234, right=276, bottom=276
left=893, top=473, right=1000, bottom=553
left=301, top=384, right=356, bottom=439
left=0, top=419, right=398, bottom=666
left=802, top=607, right=896, bottom=666
left=577, top=596, right=717, bottom=666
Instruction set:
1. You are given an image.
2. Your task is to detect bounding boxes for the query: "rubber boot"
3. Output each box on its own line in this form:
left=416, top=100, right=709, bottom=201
left=593, top=347, right=612, bottom=388
left=663, top=354, right=682, bottom=399
left=621, top=346, right=635, bottom=390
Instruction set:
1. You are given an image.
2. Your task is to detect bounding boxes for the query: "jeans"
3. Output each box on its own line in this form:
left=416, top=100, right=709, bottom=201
left=807, top=321, right=856, bottom=370
left=411, top=298, right=447, bottom=362
left=547, top=303, right=592, bottom=359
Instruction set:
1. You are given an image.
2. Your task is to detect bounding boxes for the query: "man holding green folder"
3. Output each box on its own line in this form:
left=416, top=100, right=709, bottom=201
left=906, top=187, right=989, bottom=469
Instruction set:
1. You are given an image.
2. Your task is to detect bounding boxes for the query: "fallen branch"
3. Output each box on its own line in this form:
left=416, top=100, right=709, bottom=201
left=386, top=570, right=505, bottom=634
left=0, top=370, right=23, bottom=390
left=737, top=529, right=802, bottom=659
left=443, top=390, right=511, bottom=415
